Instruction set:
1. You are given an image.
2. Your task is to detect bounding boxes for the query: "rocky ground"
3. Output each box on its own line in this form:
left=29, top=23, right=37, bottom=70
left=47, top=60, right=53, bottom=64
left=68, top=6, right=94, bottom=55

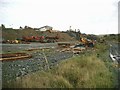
left=2, top=48, right=73, bottom=83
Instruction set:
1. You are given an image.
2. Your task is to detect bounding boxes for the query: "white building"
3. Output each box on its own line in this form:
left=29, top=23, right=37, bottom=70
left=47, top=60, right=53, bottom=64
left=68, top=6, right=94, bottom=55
left=39, top=25, right=53, bottom=31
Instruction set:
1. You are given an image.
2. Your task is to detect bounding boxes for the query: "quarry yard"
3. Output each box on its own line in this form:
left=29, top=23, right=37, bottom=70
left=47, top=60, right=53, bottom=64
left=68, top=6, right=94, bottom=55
left=1, top=26, right=119, bottom=88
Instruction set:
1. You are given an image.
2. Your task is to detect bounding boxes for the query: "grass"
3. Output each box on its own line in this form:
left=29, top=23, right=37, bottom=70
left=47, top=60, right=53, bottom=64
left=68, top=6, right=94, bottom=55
left=5, top=50, right=116, bottom=88
left=55, top=55, right=114, bottom=88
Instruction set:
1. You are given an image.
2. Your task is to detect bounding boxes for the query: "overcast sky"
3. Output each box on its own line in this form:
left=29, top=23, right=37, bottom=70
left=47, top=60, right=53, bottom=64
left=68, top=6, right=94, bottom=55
left=0, top=0, right=119, bottom=35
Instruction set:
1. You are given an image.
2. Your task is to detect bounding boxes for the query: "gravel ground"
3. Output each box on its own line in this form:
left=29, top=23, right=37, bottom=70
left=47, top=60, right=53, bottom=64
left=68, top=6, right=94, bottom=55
left=2, top=43, right=57, bottom=54
left=109, top=43, right=120, bottom=88
left=2, top=45, right=73, bottom=83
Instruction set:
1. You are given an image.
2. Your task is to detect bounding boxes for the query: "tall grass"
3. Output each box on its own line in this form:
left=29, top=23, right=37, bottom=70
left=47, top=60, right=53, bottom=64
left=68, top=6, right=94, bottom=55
left=6, top=53, right=115, bottom=88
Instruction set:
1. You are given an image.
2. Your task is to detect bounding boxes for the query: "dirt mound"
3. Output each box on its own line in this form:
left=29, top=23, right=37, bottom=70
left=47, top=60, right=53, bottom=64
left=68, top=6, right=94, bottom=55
left=41, top=31, right=77, bottom=42
left=2, top=29, right=77, bottom=42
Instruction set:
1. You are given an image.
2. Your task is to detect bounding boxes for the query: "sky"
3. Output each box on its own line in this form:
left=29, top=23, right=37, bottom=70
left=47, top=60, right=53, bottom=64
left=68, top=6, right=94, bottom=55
left=0, top=0, right=119, bottom=35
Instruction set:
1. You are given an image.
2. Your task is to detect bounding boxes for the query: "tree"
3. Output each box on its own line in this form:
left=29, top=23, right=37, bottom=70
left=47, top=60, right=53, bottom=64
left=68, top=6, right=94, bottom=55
left=19, top=26, right=23, bottom=30
left=24, top=26, right=28, bottom=29
left=1, top=24, right=5, bottom=30
left=19, top=26, right=22, bottom=29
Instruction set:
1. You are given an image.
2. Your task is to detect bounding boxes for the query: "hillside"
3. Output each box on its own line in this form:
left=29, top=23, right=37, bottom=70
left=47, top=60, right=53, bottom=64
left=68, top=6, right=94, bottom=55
left=99, top=34, right=119, bottom=42
left=2, top=28, right=77, bottom=42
